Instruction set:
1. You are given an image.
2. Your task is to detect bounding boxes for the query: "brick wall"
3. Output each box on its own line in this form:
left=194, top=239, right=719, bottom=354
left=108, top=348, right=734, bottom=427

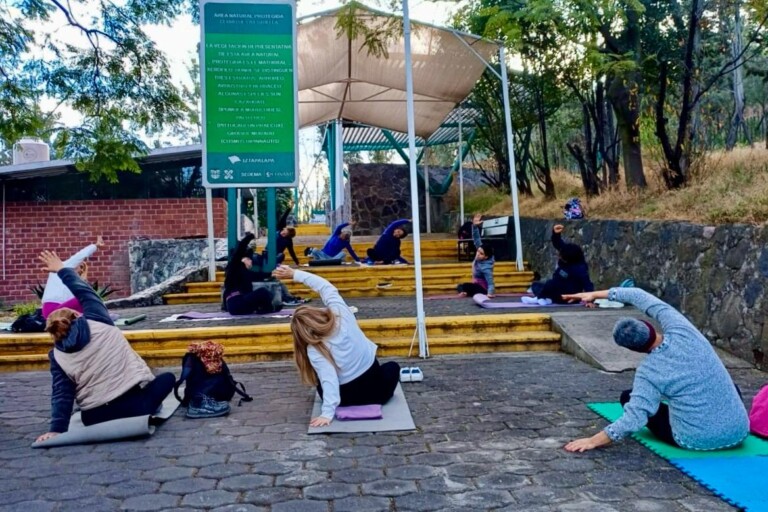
left=1, top=199, right=227, bottom=305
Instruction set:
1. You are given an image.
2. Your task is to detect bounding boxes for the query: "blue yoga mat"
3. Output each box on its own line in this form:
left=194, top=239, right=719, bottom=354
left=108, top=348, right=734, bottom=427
left=671, top=457, right=768, bottom=512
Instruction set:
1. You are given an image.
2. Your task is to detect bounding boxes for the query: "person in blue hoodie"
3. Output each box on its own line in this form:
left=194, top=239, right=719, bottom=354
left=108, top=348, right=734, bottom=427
left=563, top=287, right=748, bottom=452
left=457, top=213, right=495, bottom=298
left=522, top=224, right=593, bottom=305
left=364, top=218, right=410, bottom=265
left=304, top=221, right=361, bottom=263
left=35, top=250, right=175, bottom=444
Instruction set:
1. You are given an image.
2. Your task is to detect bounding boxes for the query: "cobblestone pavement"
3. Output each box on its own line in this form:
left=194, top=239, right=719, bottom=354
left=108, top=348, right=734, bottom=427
left=1, top=352, right=765, bottom=511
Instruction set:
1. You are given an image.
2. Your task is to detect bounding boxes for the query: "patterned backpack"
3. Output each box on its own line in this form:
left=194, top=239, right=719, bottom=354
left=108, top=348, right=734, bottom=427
left=564, top=198, right=584, bottom=220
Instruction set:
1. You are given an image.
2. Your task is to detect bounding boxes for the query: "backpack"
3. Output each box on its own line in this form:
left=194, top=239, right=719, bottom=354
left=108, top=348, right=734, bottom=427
left=11, top=308, right=46, bottom=333
left=749, top=384, right=768, bottom=438
left=174, top=341, right=253, bottom=406
left=564, top=198, right=584, bottom=220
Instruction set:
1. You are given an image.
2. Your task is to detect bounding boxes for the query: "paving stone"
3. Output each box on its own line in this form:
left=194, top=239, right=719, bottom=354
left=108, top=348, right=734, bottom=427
left=511, top=486, right=576, bottom=505
left=271, top=500, right=329, bottom=512
left=242, top=487, right=301, bottom=505
left=356, top=454, right=408, bottom=469
left=630, top=482, right=689, bottom=500
left=251, top=461, right=301, bottom=475
left=0, top=501, right=55, bottom=512
left=362, top=479, right=419, bottom=497
left=409, top=452, right=461, bottom=466
left=104, top=480, right=160, bottom=499
left=476, top=471, right=530, bottom=490
left=160, top=477, right=217, bottom=494
left=557, top=500, right=622, bottom=512
left=303, top=482, right=358, bottom=500
left=210, top=505, right=267, bottom=512
left=86, top=469, right=142, bottom=485
left=455, top=489, right=515, bottom=508
left=418, top=475, right=474, bottom=493
left=218, top=474, right=274, bottom=491
left=332, top=445, right=379, bottom=458
left=175, top=453, right=228, bottom=468
left=142, top=466, right=196, bottom=482
left=678, top=495, right=738, bottom=512
left=380, top=443, right=430, bottom=456
left=532, top=471, right=590, bottom=488
left=394, top=491, right=455, bottom=511
left=56, top=496, right=121, bottom=511
left=197, top=463, right=250, bottom=479
left=445, top=463, right=488, bottom=478
left=622, top=499, right=681, bottom=512
left=180, top=490, right=239, bottom=508
left=38, top=483, right=104, bottom=501
left=334, top=496, right=391, bottom=512
left=276, top=470, right=328, bottom=488
left=579, top=484, right=639, bottom=502
left=120, top=493, right=180, bottom=511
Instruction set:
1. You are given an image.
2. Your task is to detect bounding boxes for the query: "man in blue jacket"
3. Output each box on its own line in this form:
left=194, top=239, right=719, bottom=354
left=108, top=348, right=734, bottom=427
left=365, top=219, right=410, bottom=265
left=304, top=221, right=360, bottom=262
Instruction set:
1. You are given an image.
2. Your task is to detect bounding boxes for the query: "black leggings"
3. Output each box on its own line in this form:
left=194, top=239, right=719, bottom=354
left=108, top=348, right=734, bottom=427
left=82, top=372, right=175, bottom=426
left=620, top=389, right=678, bottom=446
left=227, top=288, right=276, bottom=315
left=457, top=282, right=487, bottom=296
left=317, top=359, right=401, bottom=407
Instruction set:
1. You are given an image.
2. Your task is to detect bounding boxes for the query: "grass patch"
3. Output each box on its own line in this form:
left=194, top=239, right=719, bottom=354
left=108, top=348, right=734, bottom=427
left=467, top=146, right=768, bottom=225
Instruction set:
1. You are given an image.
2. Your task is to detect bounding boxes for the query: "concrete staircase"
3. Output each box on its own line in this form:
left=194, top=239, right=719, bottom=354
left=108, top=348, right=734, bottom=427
left=0, top=313, right=560, bottom=372
left=163, top=261, right=534, bottom=305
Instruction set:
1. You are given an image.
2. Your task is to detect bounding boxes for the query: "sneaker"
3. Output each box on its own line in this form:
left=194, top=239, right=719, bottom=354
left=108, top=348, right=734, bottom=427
left=186, top=395, right=230, bottom=419
left=399, top=367, right=412, bottom=383
left=537, top=298, right=553, bottom=306
left=304, top=247, right=313, bottom=257
left=410, top=367, right=424, bottom=382
left=283, top=299, right=303, bottom=307
left=521, top=296, right=538, bottom=304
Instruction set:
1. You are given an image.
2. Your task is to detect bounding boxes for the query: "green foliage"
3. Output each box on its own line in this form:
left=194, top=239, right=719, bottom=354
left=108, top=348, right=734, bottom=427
left=1, top=0, right=192, bottom=181
left=334, top=1, right=403, bottom=59
left=463, top=187, right=508, bottom=214
left=13, top=301, right=39, bottom=317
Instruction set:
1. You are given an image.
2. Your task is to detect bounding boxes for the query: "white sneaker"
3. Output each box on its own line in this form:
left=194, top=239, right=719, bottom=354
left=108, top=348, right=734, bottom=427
left=409, top=367, right=424, bottom=382
left=399, top=368, right=412, bottom=383
left=537, top=298, right=553, bottom=306
left=521, top=296, right=538, bottom=304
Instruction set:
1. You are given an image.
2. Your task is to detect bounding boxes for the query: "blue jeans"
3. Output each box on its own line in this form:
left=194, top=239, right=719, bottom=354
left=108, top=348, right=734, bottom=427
left=309, top=248, right=345, bottom=261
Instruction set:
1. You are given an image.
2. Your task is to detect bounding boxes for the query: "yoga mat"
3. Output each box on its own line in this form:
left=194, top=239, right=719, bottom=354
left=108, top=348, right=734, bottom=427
left=307, top=383, right=416, bottom=434
left=160, top=310, right=295, bottom=322
left=32, top=388, right=181, bottom=448
left=426, top=292, right=529, bottom=300
left=588, top=402, right=768, bottom=459
left=473, top=294, right=582, bottom=309
left=589, top=402, right=768, bottom=512
left=670, top=457, right=768, bottom=512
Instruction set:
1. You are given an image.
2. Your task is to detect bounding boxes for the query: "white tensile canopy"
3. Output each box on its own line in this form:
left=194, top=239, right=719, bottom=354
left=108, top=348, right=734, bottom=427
left=296, top=6, right=499, bottom=138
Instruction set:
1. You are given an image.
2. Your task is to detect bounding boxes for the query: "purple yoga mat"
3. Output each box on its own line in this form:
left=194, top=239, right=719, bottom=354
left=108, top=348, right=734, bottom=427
left=472, top=294, right=582, bottom=309
left=426, top=292, right=530, bottom=301
left=335, top=404, right=383, bottom=421
left=178, top=310, right=295, bottom=320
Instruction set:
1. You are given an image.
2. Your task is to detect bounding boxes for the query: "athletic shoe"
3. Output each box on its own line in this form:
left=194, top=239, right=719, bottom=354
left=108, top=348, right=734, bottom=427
left=537, top=298, right=553, bottom=306
left=304, top=247, right=313, bottom=257
left=283, top=297, right=310, bottom=307
left=186, top=395, right=230, bottom=419
left=410, top=367, right=424, bottom=382
left=521, top=296, right=538, bottom=304
left=399, top=368, right=412, bottom=383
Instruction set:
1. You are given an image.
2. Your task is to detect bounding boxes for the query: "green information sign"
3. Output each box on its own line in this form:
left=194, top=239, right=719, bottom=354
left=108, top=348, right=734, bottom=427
left=201, top=0, right=298, bottom=187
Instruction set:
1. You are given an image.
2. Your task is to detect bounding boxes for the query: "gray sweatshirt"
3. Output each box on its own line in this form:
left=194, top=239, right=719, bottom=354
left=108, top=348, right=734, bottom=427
left=604, top=287, right=749, bottom=450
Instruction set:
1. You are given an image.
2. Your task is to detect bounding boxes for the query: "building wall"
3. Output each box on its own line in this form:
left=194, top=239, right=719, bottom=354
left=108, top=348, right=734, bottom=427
left=1, top=199, right=227, bottom=305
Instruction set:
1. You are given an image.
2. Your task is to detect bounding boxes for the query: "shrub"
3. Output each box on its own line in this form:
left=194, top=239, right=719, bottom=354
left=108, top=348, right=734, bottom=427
left=13, top=301, right=40, bottom=317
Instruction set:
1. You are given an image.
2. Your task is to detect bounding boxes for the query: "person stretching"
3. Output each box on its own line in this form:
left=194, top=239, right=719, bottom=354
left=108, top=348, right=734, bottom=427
left=457, top=213, right=495, bottom=298
left=36, top=250, right=175, bottom=444
left=304, top=221, right=361, bottom=263
left=41, top=235, right=104, bottom=319
left=523, top=224, right=593, bottom=305
left=365, top=218, right=410, bottom=265
left=222, top=233, right=280, bottom=315
left=271, top=207, right=300, bottom=266
left=563, top=287, right=749, bottom=452
left=273, top=265, right=401, bottom=427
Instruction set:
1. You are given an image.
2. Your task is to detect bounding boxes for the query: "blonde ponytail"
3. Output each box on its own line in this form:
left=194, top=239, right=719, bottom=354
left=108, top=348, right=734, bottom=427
left=290, top=306, right=339, bottom=386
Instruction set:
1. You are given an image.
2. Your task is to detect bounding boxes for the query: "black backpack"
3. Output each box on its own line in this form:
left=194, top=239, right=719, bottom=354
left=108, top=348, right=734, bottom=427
left=11, top=308, right=46, bottom=333
left=174, top=352, right=253, bottom=406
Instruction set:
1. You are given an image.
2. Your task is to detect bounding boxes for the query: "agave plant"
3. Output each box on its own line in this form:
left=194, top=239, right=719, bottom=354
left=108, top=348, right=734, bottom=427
left=29, top=280, right=119, bottom=300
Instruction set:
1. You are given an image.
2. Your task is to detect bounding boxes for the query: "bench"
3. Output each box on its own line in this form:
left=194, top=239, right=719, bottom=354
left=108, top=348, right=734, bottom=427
left=457, top=216, right=516, bottom=261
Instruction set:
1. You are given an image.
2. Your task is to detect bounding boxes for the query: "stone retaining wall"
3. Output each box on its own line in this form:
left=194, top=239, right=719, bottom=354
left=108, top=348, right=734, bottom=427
left=519, top=218, right=767, bottom=369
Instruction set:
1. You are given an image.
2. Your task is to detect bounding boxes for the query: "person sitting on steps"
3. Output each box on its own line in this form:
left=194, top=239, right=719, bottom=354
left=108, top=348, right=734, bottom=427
left=222, top=233, right=282, bottom=315
left=456, top=213, right=495, bottom=298
left=304, top=221, right=361, bottom=263
left=273, top=265, right=401, bottom=427
left=563, top=287, right=749, bottom=452
left=35, top=250, right=175, bottom=444
left=364, top=218, right=410, bottom=265
left=522, top=224, right=593, bottom=306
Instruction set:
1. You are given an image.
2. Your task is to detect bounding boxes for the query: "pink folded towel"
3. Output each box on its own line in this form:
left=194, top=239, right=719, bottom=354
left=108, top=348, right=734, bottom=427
left=335, top=404, right=383, bottom=421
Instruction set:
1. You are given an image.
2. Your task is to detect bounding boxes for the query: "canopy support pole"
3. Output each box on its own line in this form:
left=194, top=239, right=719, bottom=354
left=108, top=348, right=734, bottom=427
left=458, top=109, right=464, bottom=223
left=403, top=0, right=428, bottom=358
left=206, top=187, right=216, bottom=281
left=334, top=119, right=345, bottom=214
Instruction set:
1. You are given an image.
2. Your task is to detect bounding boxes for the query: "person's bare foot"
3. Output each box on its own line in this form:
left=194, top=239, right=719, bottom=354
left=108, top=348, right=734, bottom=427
left=458, top=292, right=467, bottom=297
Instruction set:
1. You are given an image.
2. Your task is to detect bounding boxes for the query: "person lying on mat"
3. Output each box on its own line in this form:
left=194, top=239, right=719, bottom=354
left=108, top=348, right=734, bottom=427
left=273, top=265, right=400, bottom=427
left=35, top=250, right=175, bottom=444
left=41, top=235, right=105, bottom=319
left=457, top=213, right=496, bottom=298
left=364, top=218, right=410, bottom=265
left=522, top=224, right=593, bottom=306
left=304, top=221, right=361, bottom=263
left=562, top=287, right=749, bottom=453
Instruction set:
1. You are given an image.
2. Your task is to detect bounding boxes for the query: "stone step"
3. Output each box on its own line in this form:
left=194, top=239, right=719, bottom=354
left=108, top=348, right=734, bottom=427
left=0, top=314, right=559, bottom=371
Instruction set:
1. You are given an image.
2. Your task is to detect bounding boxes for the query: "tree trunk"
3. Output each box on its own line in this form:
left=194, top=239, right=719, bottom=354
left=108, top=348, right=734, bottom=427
left=726, top=3, right=752, bottom=150
left=535, top=90, right=555, bottom=199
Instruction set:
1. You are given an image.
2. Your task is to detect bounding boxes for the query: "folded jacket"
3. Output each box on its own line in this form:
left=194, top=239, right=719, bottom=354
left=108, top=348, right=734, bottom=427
left=334, top=404, right=383, bottom=421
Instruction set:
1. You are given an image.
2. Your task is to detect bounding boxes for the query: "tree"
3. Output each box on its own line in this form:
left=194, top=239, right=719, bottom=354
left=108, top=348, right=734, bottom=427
left=1, top=0, right=191, bottom=182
